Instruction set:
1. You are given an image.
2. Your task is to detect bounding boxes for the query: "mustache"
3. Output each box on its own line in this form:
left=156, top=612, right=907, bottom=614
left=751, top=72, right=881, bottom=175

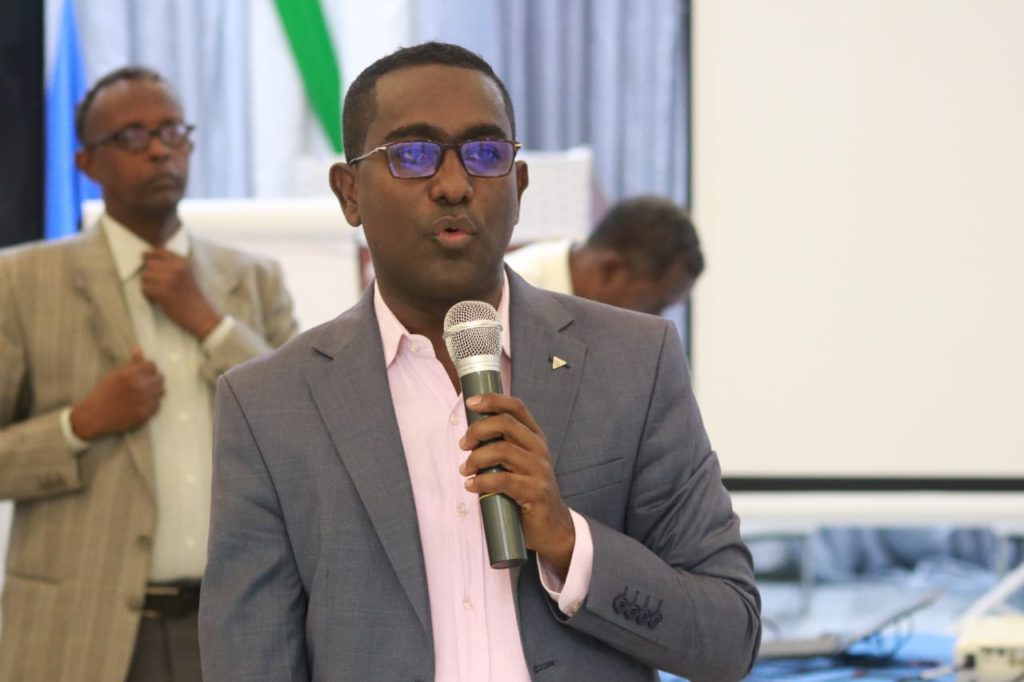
left=143, top=172, right=185, bottom=188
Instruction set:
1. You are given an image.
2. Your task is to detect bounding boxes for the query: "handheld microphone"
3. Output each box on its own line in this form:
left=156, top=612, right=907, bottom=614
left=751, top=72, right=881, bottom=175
left=443, top=301, right=527, bottom=569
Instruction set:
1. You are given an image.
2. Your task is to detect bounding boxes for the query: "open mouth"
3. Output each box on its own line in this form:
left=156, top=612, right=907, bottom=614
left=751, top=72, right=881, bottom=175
left=433, top=217, right=476, bottom=249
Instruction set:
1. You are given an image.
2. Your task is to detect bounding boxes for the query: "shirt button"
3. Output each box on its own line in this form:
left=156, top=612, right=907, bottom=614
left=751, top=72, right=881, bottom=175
left=456, top=503, right=469, bottom=517
left=569, top=600, right=582, bottom=615
left=449, top=413, right=460, bottom=425
left=463, top=596, right=474, bottom=610
left=185, top=474, right=196, bottom=485
left=185, top=537, right=196, bottom=549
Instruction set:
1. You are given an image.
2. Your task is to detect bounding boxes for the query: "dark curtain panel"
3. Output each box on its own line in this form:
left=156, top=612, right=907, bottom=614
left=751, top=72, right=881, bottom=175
left=0, top=0, right=44, bottom=248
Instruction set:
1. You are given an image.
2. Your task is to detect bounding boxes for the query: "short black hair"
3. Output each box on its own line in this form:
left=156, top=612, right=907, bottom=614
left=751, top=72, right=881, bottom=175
left=75, top=66, right=166, bottom=145
left=588, top=196, right=705, bottom=279
left=342, top=41, right=515, bottom=161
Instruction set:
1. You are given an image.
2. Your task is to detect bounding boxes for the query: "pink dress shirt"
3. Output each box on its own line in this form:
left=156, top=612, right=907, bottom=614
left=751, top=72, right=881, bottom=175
left=373, top=276, right=593, bottom=681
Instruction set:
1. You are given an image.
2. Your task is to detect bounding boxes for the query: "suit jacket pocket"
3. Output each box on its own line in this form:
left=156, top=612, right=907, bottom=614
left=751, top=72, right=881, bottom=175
left=0, top=572, right=61, bottom=680
left=557, top=457, right=627, bottom=500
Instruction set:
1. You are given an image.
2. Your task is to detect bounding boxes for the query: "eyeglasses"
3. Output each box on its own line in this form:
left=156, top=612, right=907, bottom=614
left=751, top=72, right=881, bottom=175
left=349, top=139, right=522, bottom=179
left=85, top=122, right=195, bottom=152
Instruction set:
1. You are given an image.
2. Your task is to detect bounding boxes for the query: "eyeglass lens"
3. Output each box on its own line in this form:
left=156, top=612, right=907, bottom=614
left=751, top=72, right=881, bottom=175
left=385, top=140, right=515, bottom=178
left=115, top=123, right=192, bottom=150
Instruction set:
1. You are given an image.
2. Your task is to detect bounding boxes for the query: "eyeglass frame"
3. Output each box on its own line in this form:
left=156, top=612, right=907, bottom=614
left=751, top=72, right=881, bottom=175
left=348, top=139, right=523, bottom=179
left=83, top=122, right=196, bottom=152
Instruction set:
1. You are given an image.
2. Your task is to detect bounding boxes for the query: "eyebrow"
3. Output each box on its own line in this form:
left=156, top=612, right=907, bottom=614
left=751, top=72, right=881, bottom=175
left=106, top=117, right=184, bottom=130
left=381, top=122, right=512, bottom=144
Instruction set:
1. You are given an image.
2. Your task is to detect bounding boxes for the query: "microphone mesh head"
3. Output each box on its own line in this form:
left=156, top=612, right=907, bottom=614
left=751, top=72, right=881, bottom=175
left=443, top=301, right=503, bottom=361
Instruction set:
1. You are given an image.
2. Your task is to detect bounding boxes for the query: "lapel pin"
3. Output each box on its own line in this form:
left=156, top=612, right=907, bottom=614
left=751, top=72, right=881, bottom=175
left=549, top=355, right=569, bottom=370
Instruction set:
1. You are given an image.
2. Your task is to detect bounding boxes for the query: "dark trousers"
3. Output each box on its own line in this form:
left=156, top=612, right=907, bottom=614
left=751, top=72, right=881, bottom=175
left=126, top=583, right=203, bottom=682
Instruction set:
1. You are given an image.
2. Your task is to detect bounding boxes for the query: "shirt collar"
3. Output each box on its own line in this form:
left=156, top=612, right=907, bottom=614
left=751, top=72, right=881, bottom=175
left=373, top=272, right=513, bottom=367
left=100, top=212, right=190, bottom=282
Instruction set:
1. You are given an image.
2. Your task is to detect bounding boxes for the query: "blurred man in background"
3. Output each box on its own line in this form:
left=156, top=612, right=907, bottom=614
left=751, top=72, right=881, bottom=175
left=505, top=195, right=704, bottom=315
left=0, top=66, right=296, bottom=681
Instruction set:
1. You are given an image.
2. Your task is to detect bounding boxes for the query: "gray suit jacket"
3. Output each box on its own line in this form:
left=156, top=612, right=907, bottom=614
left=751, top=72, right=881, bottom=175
left=0, top=226, right=297, bottom=682
left=199, top=271, right=760, bottom=682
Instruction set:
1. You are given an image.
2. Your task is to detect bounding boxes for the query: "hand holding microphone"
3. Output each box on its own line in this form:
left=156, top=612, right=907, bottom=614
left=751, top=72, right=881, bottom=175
left=444, top=301, right=575, bottom=574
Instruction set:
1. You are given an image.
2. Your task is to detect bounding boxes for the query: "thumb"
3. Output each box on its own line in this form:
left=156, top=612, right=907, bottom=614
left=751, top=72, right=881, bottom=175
left=130, top=346, right=146, bottom=364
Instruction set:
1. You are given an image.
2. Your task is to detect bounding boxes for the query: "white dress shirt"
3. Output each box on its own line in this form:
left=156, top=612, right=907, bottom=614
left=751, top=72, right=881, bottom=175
left=373, top=274, right=593, bottom=681
left=61, top=215, right=233, bottom=580
left=504, top=237, right=577, bottom=296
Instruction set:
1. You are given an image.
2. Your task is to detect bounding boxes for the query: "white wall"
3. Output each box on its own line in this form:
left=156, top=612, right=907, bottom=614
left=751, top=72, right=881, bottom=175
left=691, top=0, right=1024, bottom=479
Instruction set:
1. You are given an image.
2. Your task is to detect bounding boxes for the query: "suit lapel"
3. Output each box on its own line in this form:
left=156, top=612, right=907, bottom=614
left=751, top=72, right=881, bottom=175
left=70, top=228, right=135, bottom=366
left=304, top=292, right=432, bottom=638
left=300, top=276, right=587, bottom=641
left=508, top=271, right=586, bottom=472
left=190, top=238, right=242, bottom=316
left=69, top=227, right=157, bottom=495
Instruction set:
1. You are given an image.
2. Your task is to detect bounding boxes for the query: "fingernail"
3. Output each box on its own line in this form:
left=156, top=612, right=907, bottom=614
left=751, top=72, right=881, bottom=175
left=458, top=436, right=467, bottom=449
left=464, top=477, right=473, bottom=489
left=466, top=396, right=482, bottom=407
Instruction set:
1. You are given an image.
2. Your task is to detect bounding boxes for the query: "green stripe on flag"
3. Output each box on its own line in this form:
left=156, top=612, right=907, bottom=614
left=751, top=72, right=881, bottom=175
left=273, top=0, right=344, bottom=154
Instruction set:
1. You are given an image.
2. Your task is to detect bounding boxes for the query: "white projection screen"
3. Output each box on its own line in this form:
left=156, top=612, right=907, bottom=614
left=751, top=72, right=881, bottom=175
left=690, top=1, right=1024, bottom=487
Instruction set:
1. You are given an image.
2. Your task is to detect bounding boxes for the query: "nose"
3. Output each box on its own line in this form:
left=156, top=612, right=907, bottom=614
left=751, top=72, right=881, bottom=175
left=428, top=147, right=473, bottom=205
left=146, top=132, right=173, bottom=160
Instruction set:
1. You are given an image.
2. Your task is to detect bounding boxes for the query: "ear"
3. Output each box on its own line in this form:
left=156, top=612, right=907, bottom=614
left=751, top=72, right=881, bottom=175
left=514, top=160, right=529, bottom=204
left=75, top=148, right=97, bottom=182
left=329, top=162, right=361, bottom=227
left=596, top=249, right=631, bottom=285
left=509, top=160, right=529, bottom=231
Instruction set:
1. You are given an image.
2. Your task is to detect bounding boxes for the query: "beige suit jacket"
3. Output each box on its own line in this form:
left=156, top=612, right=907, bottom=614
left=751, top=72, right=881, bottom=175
left=0, top=225, right=297, bottom=681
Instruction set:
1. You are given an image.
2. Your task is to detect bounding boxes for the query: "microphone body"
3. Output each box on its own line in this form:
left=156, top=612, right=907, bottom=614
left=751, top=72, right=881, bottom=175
left=444, top=302, right=527, bottom=569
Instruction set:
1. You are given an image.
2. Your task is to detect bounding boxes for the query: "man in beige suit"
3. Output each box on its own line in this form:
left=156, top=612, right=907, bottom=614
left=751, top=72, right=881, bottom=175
left=0, top=67, right=297, bottom=681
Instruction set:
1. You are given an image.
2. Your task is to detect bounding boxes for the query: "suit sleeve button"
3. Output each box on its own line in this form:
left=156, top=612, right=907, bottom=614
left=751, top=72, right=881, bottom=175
left=37, top=474, right=64, bottom=490
left=648, top=611, right=663, bottom=629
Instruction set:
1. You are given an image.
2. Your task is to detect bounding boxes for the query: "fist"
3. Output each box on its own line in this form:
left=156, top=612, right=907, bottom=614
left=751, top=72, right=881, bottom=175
left=141, top=247, right=221, bottom=339
left=70, top=347, right=165, bottom=440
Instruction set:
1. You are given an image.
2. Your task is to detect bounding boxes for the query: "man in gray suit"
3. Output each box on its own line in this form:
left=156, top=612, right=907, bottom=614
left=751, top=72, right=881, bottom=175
left=200, top=42, right=760, bottom=681
left=0, top=67, right=296, bottom=681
